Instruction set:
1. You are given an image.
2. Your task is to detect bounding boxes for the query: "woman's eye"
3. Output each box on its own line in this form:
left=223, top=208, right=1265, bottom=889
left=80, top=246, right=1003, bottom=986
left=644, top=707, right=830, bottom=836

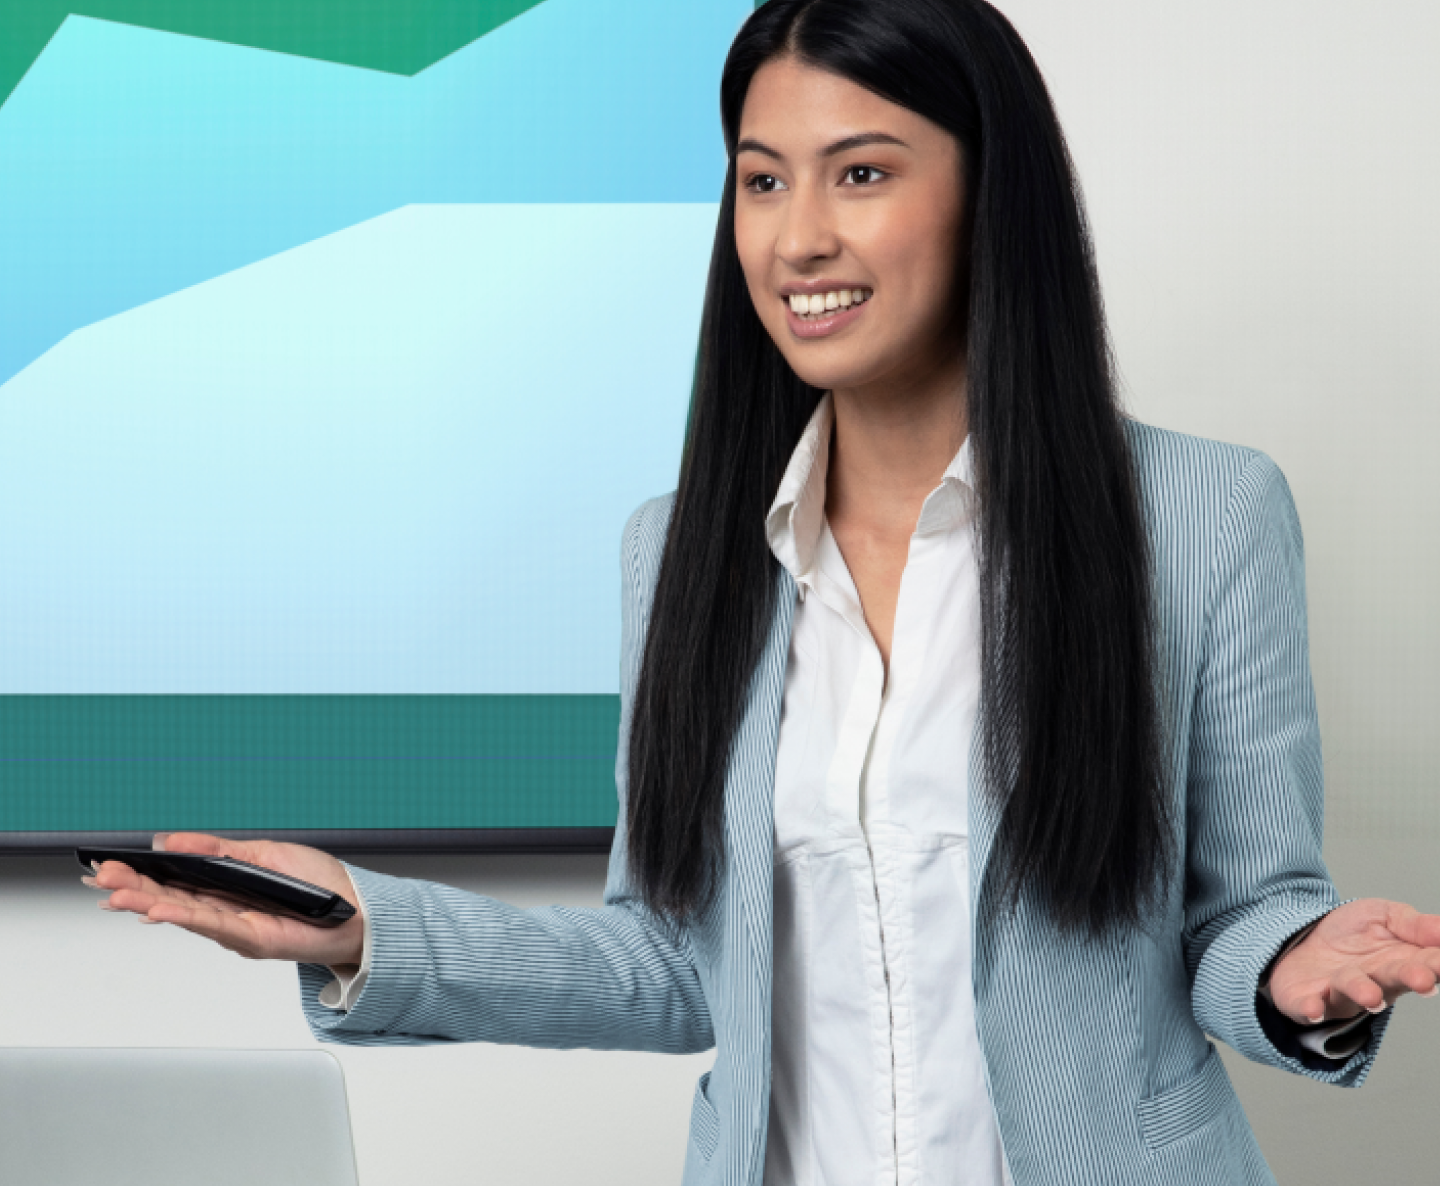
left=742, top=167, right=886, bottom=193
left=844, top=165, right=888, bottom=186
left=745, top=173, right=785, bottom=194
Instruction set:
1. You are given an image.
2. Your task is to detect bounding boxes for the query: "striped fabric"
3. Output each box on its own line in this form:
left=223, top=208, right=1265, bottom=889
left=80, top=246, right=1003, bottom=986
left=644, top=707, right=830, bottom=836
left=297, top=420, right=1392, bottom=1185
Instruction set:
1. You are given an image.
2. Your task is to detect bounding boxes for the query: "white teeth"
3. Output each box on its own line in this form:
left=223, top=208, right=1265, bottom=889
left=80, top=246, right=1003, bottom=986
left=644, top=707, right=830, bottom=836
left=787, top=288, right=871, bottom=318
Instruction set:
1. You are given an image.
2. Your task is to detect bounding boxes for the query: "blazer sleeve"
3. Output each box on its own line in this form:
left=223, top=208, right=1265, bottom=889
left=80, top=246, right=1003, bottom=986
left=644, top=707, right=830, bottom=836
left=1181, top=451, right=1391, bottom=1086
left=293, top=496, right=715, bottom=1054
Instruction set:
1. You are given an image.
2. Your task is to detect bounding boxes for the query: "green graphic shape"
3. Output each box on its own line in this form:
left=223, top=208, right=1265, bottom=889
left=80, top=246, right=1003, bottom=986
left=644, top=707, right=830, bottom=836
left=1, top=0, right=550, bottom=110
left=0, top=695, right=621, bottom=831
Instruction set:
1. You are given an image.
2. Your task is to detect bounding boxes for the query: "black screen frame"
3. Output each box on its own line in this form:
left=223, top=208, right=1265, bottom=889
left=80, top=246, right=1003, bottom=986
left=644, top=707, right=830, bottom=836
left=2, top=827, right=615, bottom=857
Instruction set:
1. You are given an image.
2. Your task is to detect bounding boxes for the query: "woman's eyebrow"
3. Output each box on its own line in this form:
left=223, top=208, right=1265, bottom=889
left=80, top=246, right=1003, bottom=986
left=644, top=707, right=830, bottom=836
left=735, top=131, right=910, bottom=160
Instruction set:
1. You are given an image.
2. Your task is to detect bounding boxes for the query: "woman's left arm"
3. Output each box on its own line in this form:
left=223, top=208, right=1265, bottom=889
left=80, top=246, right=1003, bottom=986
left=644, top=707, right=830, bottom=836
left=1181, top=449, right=1438, bottom=1084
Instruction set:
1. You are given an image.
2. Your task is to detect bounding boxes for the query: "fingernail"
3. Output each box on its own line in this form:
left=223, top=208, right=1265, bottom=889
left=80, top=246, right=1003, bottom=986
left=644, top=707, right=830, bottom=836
left=1422, top=986, right=1439, bottom=999
left=152, top=833, right=171, bottom=852
left=80, top=875, right=99, bottom=889
left=1307, top=1014, right=1325, bottom=1024
left=99, top=900, right=118, bottom=911
left=138, top=916, right=161, bottom=925
left=1368, top=1003, right=1388, bottom=1013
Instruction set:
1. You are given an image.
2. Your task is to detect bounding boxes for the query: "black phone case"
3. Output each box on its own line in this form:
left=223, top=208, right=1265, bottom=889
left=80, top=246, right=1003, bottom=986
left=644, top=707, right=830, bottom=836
left=77, top=847, right=357, bottom=928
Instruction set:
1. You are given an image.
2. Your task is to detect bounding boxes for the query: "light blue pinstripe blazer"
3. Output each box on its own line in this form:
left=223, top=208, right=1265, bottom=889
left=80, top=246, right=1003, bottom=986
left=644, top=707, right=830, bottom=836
left=298, top=420, right=1392, bottom=1185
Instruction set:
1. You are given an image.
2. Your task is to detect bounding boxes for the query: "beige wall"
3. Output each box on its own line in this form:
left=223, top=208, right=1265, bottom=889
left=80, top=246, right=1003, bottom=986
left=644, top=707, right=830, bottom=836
left=3, top=2, right=1436, bottom=1183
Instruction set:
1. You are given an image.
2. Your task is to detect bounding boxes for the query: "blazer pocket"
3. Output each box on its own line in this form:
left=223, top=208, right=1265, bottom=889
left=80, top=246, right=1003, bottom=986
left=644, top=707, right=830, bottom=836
left=690, top=1071, right=720, bottom=1162
left=1136, top=1043, right=1234, bottom=1152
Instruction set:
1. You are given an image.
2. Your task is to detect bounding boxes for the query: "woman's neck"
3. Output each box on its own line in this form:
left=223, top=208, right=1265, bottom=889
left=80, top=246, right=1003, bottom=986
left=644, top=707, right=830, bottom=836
left=825, top=359, right=968, bottom=537
left=821, top=357, right=968, bottom=675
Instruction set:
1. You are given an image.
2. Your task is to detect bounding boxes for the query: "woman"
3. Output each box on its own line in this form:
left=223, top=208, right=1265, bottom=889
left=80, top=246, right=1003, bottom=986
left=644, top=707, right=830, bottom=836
left=90, top=1, right=1440, bottom=1183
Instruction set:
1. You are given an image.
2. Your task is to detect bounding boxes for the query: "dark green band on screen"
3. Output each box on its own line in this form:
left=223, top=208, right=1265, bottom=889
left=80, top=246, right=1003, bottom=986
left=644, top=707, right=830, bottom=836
left=0, top=695, right=621, bottom=832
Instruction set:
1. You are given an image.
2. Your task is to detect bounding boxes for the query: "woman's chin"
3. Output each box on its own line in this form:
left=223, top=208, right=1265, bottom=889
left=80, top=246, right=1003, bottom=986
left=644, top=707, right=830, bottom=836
left=778, top=353, right=882, bottom=394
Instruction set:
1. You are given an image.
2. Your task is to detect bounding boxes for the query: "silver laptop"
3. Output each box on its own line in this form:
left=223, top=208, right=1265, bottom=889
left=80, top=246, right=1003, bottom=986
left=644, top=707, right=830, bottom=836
left=0, top=1048, right=359, bottom=1186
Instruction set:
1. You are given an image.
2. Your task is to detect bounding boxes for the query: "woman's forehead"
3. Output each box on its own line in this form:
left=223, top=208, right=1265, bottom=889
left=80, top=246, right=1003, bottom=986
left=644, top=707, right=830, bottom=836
left=738, top=59, right=953, bottom=160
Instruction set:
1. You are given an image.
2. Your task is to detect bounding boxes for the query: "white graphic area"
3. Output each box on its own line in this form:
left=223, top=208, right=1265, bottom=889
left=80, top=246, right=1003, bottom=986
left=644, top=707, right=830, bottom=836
left=0, top=203, right=714, bottom=693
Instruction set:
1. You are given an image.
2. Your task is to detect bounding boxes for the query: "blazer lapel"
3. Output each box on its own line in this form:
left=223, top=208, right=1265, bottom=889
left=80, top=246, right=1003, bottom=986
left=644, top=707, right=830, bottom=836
left=966, top=711, right=1004, bottom=941
left=727, top=565, right=798, bottom=994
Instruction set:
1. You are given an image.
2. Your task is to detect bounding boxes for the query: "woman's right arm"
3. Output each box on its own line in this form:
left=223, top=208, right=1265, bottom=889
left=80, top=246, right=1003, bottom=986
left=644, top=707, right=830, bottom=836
left=96, top=497, right=713, bottom=1055
left=297, top=847, right=711, bottom=1053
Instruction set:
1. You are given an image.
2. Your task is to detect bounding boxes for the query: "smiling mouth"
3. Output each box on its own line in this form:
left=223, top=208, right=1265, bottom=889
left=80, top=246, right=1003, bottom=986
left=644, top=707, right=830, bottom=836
left=784, top=287, right=873, bottom=320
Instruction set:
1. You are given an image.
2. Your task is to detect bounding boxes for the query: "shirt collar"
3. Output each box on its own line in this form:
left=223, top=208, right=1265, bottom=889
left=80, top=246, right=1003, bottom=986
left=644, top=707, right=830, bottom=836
left=765, top=393, right=833, bottom=595
left=765, top=392, right=976, bottom=598
left=914, top=431, right=976, bottom=537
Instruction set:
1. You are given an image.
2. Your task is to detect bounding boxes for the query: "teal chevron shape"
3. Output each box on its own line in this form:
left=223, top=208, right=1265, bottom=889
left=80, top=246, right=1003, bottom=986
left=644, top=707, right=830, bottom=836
left=0, top=0, right=550, bottom=110
left=0, top=0, right=749, bottom=388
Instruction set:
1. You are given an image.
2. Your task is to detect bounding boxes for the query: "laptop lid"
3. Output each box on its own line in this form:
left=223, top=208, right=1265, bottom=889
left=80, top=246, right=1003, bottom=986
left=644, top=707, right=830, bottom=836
left=0, top=1047, right=359, bottom=1186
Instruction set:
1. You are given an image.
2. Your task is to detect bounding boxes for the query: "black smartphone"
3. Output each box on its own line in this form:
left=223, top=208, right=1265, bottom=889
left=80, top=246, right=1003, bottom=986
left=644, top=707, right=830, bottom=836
left=76, top=846, right=357, bottom=928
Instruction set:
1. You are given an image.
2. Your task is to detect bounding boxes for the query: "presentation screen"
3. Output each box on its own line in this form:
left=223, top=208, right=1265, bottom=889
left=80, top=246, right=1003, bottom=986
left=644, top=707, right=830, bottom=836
left=0, top=0, right=756, bottom=851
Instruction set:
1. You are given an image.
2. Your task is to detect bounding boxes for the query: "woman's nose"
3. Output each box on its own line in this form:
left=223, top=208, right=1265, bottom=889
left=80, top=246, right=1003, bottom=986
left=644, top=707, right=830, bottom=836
left=775, top=184, right=841, bottom=266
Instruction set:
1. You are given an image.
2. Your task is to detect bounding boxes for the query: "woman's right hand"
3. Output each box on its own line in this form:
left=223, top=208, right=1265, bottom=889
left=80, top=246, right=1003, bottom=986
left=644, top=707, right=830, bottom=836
left=86, top=832, right=365, bottom=971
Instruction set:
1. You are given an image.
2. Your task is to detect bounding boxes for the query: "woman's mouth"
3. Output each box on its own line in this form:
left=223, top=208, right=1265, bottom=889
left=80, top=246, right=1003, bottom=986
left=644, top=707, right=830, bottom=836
left=783, top=287, right=872, bottom=339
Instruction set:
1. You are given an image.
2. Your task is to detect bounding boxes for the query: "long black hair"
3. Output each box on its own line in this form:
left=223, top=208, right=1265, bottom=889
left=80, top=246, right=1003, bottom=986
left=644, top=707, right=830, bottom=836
left=625, top=0, right=1172, bottom=937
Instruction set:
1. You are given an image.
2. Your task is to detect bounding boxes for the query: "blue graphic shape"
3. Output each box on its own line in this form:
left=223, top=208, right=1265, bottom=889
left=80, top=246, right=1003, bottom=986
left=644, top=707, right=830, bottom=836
left=0, top=203, right=712, bottom=694
left=0, top=0, right=751, bottom=388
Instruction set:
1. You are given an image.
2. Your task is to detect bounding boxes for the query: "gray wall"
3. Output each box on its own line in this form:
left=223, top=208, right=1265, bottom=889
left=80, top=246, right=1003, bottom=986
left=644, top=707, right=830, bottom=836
left=1019, top=0, right=1440, bottom=840
left=0, top=853, right=712, bottom=1186
left=3, top=0, right=1436, bottom=1182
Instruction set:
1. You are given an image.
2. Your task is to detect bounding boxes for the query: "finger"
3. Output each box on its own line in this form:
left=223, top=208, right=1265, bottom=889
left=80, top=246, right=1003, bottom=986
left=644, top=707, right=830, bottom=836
left=100, top=886, right=161, bottom=916
left=103, top=883, right=170, bottom=914
left=1422, top=951, right=1440, bottom=996
left=92, top=859, right=147, bottom=892
left=93, top=860, right=190, bottom=902
left=1277, top=988, right=1331, bottom=1026
left=1381, top=902, right=1440, bottom=952
left=1406, top=967, right=1439, bottom=998
left=1377, top=955, right=1440, bottom=1000
left=93, top=862, right=164, bottom=911
left=159, top=832, right=261, bottom=863
left=94, top=863, right=219, bottom=911
left=1330, top=966, right=1388, bottom=1015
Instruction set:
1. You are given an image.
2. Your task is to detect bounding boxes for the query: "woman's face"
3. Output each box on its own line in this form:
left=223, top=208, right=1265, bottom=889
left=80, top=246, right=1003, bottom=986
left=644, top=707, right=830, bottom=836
left=734, top=56, right=968, bottom=398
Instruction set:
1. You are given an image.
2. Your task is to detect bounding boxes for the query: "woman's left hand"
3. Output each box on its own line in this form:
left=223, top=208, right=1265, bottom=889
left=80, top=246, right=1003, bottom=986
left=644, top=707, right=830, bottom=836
left=1269, top=898, right=1440, bottom=1025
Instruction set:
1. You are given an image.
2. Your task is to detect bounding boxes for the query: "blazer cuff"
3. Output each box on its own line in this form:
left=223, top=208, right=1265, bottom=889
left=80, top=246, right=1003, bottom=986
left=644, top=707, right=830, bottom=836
left=317, top=865, right=373, bottom=1012
left=298, top=863, right=427, bottom=1039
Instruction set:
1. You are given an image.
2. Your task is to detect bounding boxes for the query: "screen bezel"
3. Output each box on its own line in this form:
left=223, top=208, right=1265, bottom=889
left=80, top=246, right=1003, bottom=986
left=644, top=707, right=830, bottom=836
left=3, top=827, right=614, bottom=856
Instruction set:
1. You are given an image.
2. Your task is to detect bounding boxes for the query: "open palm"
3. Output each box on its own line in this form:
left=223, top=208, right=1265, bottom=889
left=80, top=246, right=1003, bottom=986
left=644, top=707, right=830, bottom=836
left=87, top=832, right=364, bottom=970
left=1269, top=898, right=1440, bottom=1025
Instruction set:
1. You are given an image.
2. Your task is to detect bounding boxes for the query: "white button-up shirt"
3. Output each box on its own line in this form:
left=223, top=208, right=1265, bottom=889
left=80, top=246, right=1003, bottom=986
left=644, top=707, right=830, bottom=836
left=762, top=391, right=1009, bottom=1186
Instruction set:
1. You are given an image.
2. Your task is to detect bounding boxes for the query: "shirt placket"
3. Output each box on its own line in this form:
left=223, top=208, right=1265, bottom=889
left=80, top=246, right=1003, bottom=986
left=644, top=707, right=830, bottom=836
left=806, top=554, right=891, bottom=1184
left=866, top=524, right=948, bottom=1186
left=814, top=522, right=936, bottom=1186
